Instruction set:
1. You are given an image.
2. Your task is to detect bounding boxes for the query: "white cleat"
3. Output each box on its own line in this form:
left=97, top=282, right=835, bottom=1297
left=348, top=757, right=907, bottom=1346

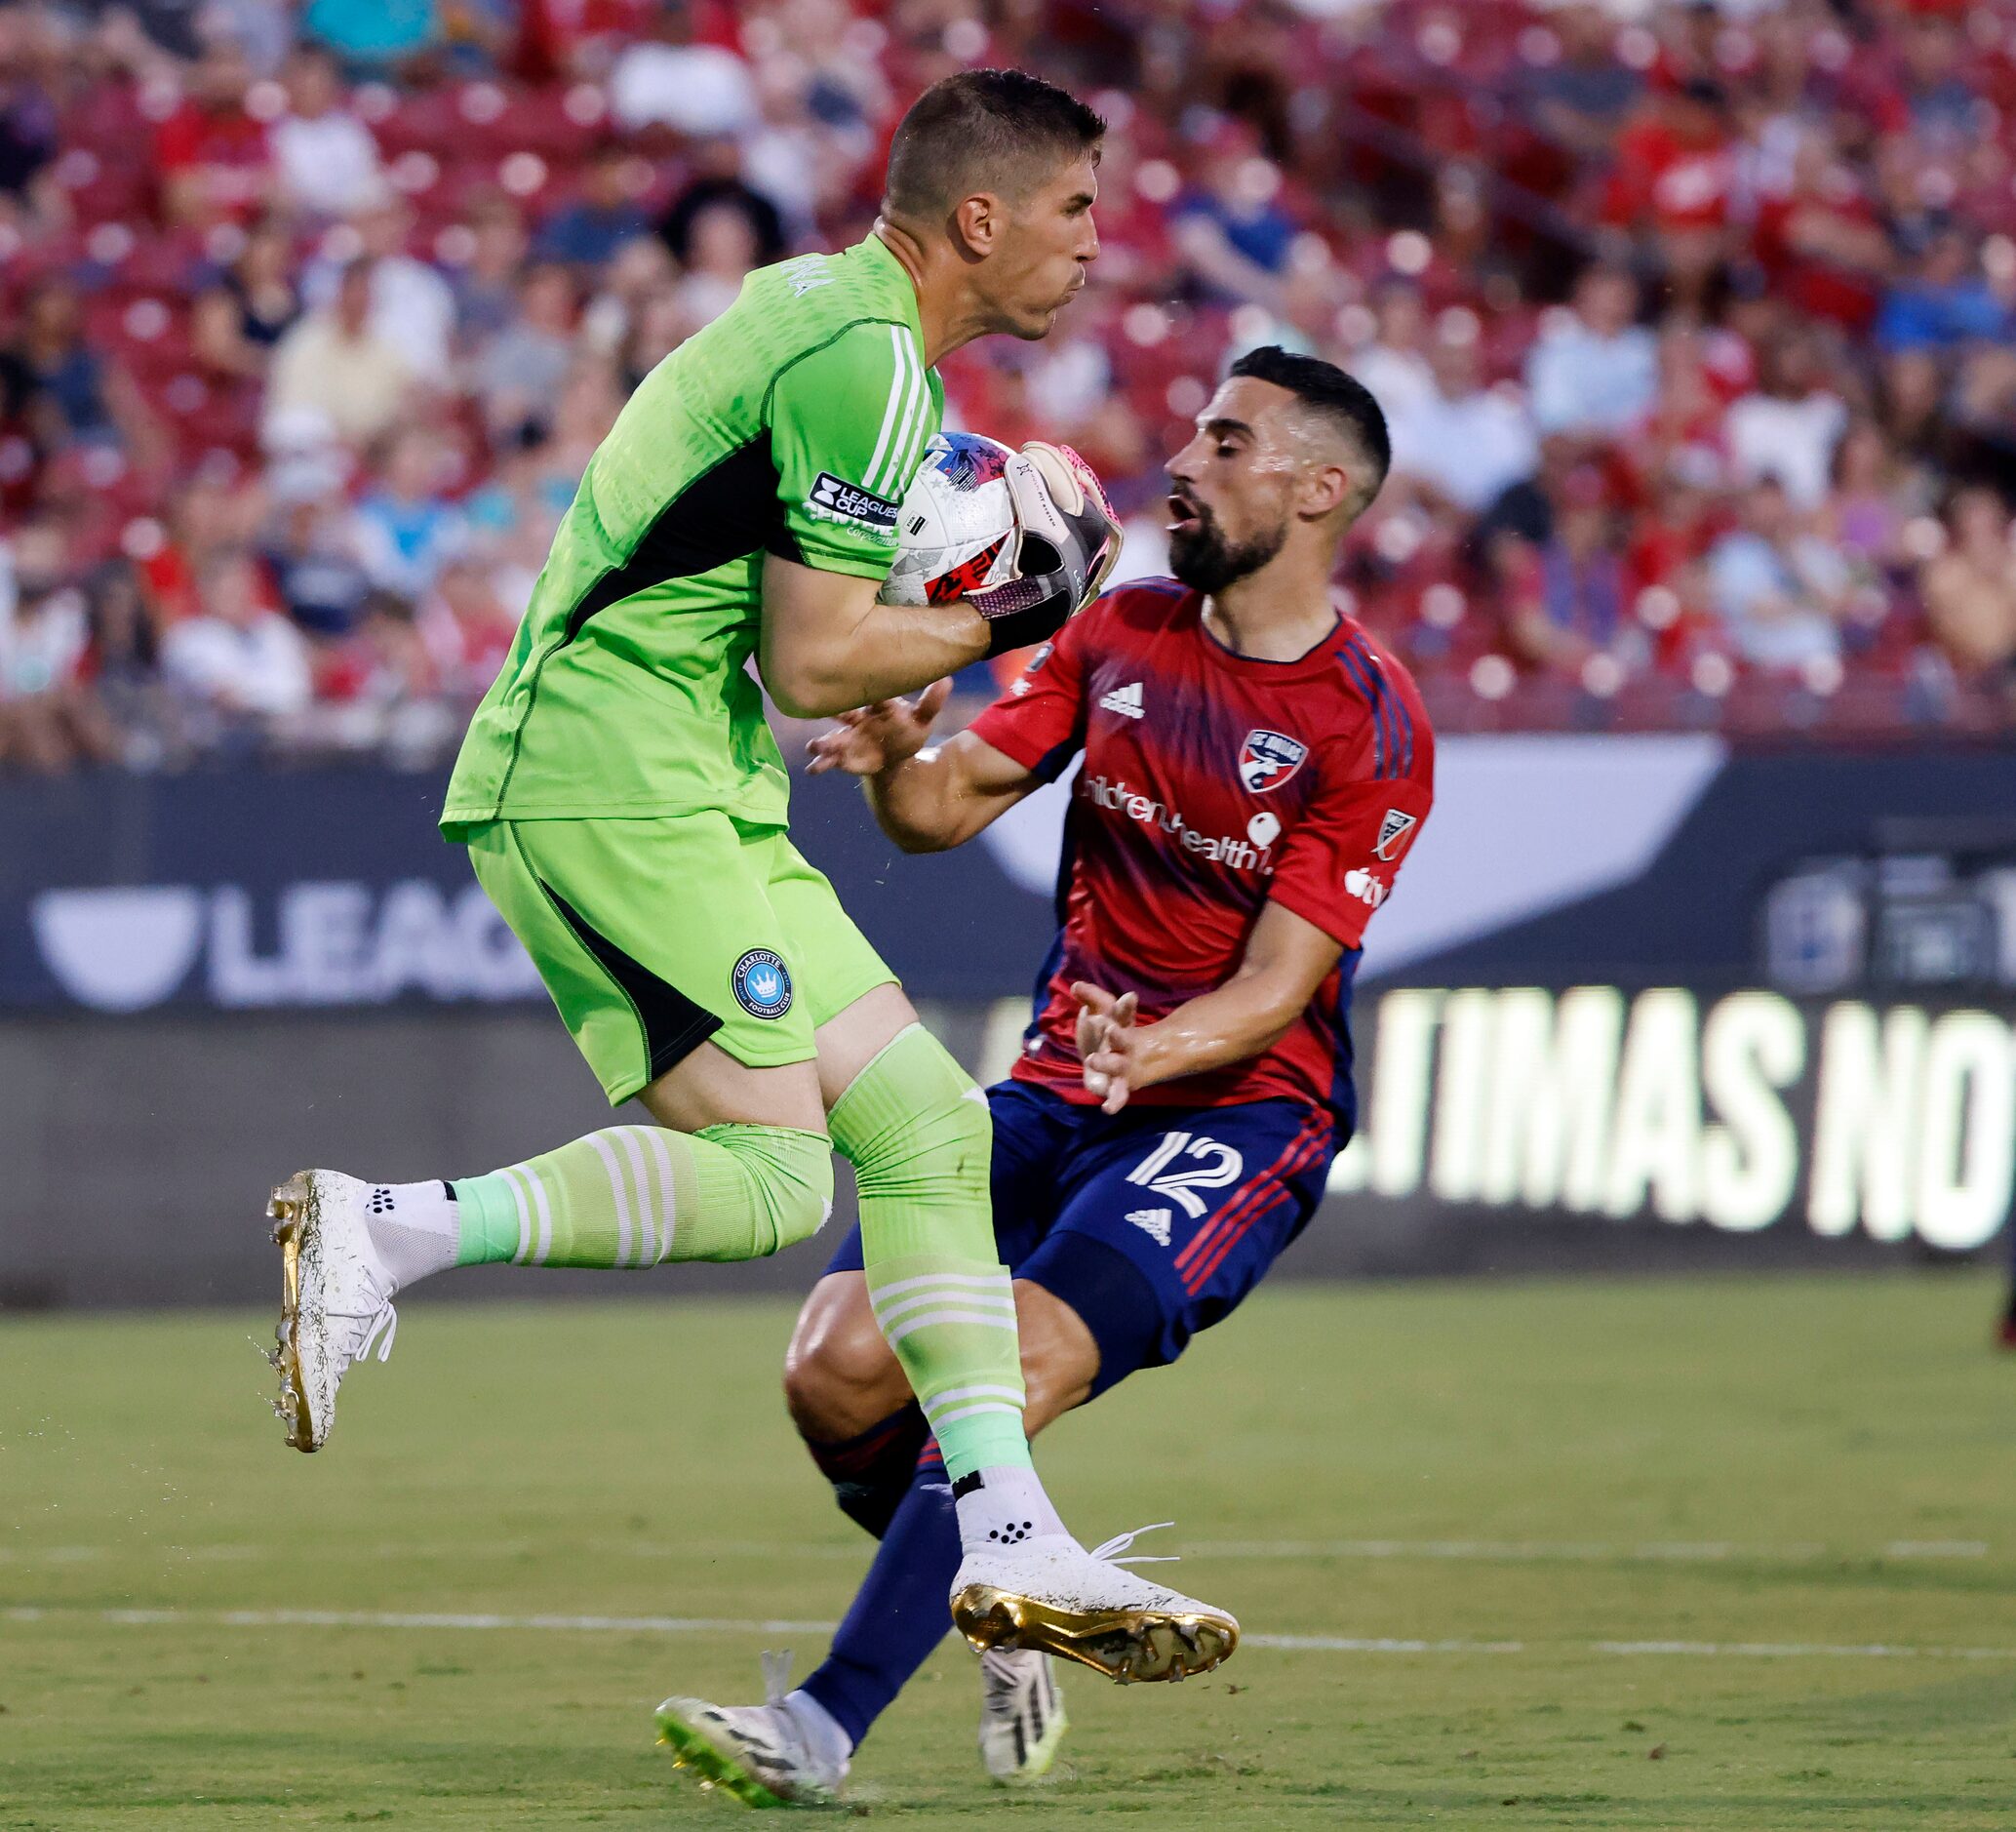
left=267, top=1169, right=399, bottom=1453
left=951, top=1525, right=1239, bottom=1684
left=655, top=1681, right=847, bottom=1810
left=978, top=1648, right=1068, bottom=1784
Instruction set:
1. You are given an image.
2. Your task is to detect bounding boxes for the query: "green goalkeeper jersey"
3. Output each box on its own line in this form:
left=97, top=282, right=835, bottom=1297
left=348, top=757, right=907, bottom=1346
left=442, top=232, right=943, bottom=830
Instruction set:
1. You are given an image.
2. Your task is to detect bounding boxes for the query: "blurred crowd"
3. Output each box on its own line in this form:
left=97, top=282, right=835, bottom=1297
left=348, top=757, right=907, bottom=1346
left=3, top=0, right=2016, bottom=774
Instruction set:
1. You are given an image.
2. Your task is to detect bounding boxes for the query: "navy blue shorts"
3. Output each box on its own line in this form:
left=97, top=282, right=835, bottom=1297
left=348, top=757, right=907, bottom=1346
left=823, top=1080, right=1337, bottom=1395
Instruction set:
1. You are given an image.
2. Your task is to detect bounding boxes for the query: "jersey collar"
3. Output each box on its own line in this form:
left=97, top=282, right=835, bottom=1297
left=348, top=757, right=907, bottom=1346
left=854, top=231, right=928, bottom=349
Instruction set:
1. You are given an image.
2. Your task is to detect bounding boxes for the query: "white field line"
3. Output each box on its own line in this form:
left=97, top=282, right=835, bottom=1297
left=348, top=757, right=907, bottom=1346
left=0, top=1537, right=1992, bottom=1567
left=6, top=1606, right=2016, bottom=1663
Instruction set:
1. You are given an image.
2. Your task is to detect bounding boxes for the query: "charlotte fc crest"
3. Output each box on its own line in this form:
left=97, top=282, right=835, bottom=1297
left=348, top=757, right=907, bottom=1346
left=1238, top=729, right=1308, bottom=794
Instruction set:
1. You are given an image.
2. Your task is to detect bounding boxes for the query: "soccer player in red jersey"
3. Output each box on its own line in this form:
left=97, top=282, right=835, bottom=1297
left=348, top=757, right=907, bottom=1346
left=656, top=346, right=1432, bottom=1804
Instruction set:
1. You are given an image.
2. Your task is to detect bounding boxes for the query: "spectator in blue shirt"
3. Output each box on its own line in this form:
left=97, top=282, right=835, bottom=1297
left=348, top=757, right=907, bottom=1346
left=1526, top=263, right=1660, bottom=440
left=536, top=143, right=650, bottom=270
left=1707, top=476, right=1850, bottom=670
left=1876, top=229, right=2008, bottom=354
left=302, top=0, right=438, bottom=71
left=350, top=428, right=464, bottom=600
left=1170, top=118, right=1299, bottom=309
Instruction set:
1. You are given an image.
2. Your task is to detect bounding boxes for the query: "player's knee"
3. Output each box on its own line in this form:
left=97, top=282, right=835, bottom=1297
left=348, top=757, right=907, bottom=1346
left=702, top=1122, right=834, bottom=1255
left=785, top=1277, right=906, bottom=1441
left=769, top=1163, right=834, bottom=1254
left=830, top=1025, right=991, bottom=1202
left=1012, top=1280, right=1099, bottom=1434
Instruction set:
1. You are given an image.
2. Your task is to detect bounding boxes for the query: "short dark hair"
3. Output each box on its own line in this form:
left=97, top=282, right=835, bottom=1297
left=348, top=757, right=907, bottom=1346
left=1228, top=344, right=1392, bottom=515
left=885, top=69, right=1105, bottom=222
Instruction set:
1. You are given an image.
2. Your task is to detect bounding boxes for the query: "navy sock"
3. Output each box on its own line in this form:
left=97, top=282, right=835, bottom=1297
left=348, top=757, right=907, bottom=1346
left=800, top=1437, right=961, bottom=1750
left=801, top=1402, right=930, bottom=1540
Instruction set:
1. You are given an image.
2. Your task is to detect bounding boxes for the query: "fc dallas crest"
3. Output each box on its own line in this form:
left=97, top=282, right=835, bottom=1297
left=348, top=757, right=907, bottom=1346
left=1237, top=728, right=1308, bottom=794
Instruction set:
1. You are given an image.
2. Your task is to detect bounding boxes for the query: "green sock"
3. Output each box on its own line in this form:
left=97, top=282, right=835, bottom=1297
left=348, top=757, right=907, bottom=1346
left=829, top=1025, right=1031, bottom=1482
left=452, top=1122, right=831, bottom=1267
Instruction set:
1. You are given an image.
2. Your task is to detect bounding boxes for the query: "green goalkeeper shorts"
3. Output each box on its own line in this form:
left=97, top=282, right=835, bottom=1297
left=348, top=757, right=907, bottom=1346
left=459, top=814, right=896, bottom=1103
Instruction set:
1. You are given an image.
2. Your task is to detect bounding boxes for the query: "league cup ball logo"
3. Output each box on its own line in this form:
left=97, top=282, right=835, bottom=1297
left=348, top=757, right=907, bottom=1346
left=731, top=948, right=793, bottom=1019
left=1237, top=729, right=1308, bottom=794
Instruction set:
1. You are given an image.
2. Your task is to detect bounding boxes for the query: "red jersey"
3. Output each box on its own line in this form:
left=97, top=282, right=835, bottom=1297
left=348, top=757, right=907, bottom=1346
left=968, top=578, right=1435, bottom=1126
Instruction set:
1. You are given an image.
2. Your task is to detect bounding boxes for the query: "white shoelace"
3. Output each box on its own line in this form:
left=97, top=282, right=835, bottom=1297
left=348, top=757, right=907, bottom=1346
left=759, top=1649, right=795, bottom=1709
left=332, top=1297, right=399, bottom=1372
left=1087, top=1521, right=1179, bottom=1566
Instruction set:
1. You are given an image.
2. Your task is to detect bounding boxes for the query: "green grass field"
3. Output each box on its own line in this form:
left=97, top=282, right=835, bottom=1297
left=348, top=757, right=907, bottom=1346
left=4, top=1273, right=2014, bottom=1830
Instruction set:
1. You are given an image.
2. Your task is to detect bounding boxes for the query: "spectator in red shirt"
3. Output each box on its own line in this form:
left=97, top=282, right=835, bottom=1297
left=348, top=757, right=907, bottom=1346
left=1752, top=138, right=1893, bottom=335
left=1604, top=78, right=1737, bottom=311
left=155, top=38, right=274, bottom=228
left=418, top=556, right=518, bottom=698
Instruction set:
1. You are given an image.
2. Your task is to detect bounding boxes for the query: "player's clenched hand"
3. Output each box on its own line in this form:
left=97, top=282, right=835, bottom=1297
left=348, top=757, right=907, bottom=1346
left=805, top=678, right=952, bottom=777
left=1073, top=982, right=1140, bottom=1115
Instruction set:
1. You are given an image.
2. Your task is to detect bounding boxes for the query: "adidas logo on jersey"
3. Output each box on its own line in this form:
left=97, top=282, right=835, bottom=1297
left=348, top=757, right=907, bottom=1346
left=1099, top=681, right=1145, bottom=719
left=1127, top=1207, right=1173, bottom=1246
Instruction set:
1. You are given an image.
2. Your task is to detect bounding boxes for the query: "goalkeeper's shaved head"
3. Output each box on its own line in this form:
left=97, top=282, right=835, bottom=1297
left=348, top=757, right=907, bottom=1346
left=876, top=69, right=1104, bottom=347
left=885, top=69, right=1105, bottom=225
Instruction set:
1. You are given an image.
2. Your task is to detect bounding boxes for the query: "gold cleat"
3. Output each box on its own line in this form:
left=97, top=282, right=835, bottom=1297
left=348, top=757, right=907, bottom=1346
left=264, top=1169, right=399, bottom=1454
left=269, top=1175, right=315, bottom=1452
left=951, top=1572, right=1234, bottom=1685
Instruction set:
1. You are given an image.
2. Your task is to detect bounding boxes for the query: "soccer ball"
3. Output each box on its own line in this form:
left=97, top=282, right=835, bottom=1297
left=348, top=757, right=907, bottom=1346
left=878, top=430, right=1021, bottom=607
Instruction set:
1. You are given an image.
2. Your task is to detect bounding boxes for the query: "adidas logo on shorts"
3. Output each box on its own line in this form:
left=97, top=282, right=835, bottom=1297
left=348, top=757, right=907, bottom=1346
left=1127, top=1207, right=1172, bottom=1247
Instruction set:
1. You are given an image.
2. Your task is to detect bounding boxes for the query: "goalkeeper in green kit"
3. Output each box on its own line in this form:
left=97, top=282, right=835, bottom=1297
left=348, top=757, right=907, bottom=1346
left=264, top=68, right=1238, bottom=1695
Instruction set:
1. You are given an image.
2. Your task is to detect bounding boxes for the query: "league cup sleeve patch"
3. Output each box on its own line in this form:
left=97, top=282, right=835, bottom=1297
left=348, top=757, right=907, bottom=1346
left=770, top=321, right=935, bottom=577
left=806, top=472, right=899, bottom=539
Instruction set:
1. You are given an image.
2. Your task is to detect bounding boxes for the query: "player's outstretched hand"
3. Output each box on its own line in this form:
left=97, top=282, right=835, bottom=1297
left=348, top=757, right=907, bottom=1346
left=1073, top=982, right=1139, bottom=1115
left=805, top=679, right=952, bottom=777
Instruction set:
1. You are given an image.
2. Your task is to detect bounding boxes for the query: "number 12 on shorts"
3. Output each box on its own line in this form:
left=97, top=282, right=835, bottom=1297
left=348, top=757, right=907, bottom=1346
left=1126, top=1131, right=1245, bottom=1218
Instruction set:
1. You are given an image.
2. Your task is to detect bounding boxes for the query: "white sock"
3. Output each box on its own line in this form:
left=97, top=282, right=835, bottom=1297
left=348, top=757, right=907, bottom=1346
left=780, top=1689, right=852, bottom=1771
left=952, top=1463, right=1071, bottom=1556
left=360, top=1179, right=458, bottom=1288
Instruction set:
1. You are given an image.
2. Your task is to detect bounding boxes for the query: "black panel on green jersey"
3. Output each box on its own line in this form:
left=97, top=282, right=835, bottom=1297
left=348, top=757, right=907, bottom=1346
left=541, top=879, right=724, bottom=1080
left=561, top=434, right=780, bottom=647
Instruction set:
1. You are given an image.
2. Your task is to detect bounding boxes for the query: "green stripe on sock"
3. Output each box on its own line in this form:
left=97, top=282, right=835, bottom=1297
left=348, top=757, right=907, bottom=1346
left=452, top=1172, right=525, bottom=1265
left=830, top=1023, right=1035, bottom=1484
left=453, top=1123, right=829, bottom=1271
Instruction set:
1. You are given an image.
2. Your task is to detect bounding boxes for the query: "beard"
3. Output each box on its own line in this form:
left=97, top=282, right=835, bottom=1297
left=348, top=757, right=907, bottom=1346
left=1167, top=507, right=1288, bottom=594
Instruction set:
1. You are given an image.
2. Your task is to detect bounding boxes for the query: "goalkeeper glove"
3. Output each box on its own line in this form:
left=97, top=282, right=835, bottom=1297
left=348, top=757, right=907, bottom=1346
left=968, top=441, right=1124, bottom=657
